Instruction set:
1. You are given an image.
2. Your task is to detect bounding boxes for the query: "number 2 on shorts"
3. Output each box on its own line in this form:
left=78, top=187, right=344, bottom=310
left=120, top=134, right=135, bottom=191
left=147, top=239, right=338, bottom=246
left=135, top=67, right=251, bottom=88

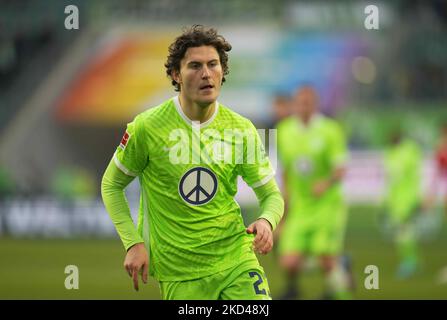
left=249, top=271, right=267, bottom=295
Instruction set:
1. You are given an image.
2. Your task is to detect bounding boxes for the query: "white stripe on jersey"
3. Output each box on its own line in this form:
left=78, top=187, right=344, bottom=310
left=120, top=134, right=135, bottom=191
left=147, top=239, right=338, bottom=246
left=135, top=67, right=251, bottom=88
left=113, top=153, right=137, bottom=177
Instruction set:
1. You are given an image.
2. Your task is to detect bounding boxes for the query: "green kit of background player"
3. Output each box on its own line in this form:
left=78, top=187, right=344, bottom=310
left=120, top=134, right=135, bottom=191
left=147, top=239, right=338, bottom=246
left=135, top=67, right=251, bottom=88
left=383, top=131, right=422, bottom=279
left=276, top=86, right=352, bottom=300
left=101, top=25, right=284, bottom=300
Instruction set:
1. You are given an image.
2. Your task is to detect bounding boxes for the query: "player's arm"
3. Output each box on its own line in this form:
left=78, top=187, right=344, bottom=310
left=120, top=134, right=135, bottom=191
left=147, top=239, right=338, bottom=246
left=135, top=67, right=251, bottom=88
left=101, top=117, right=149, bottom=291
left=281, top=170, right=290, bottom=215
left=242, top=120, right=284, bottom=254
left=312, top=165, right=347, bottom=198
left=246, top=178, right=284, bottom=255
left=101, top=159, right=144, bottom=249
left=101, top=159, right=148, bottom=291
left=272, top=170, right=289, bottom=241
left=313, top=122, right=348, bottom=197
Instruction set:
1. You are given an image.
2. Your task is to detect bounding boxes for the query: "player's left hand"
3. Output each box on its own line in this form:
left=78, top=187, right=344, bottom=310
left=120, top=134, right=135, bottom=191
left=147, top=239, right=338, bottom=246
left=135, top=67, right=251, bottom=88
left=246, top=218, right=273, bottom=255
left=422, top=194, right=436, bottom=212
left=312, top=180, right=331, bottom=197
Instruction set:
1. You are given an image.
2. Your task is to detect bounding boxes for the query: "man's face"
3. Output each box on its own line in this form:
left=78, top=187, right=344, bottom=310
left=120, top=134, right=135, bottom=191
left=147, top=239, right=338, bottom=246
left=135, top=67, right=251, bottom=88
left=294, top=87, right=318, bottom=119
left=273, top=97, right=291, bottom=121
left=173, top=45, right=223, bottom=107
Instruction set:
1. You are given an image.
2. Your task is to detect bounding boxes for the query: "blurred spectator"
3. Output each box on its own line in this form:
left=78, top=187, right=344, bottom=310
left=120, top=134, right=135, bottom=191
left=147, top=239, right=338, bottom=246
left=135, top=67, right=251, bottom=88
left=51, top=166, right=96, bottom=202
left=0, top=165, right=15, bottom=235
left=0, top=166, right=14, bottom=199
left=270, top=93, right=292, bottom=128
left=383, top=129, right=422, bottom=279
left=425, top=121, right=447, bottom=217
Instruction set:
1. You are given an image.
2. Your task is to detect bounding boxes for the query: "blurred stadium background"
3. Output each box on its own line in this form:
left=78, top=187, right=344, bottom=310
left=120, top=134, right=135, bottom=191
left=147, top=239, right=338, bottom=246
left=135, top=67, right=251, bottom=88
left=1, top=0, right=447, bottom=299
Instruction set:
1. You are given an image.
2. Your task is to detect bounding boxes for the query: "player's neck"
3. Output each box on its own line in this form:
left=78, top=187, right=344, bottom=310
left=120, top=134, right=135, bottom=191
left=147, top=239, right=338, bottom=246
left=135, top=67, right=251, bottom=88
left=298, top=114, right=312, bottom=126
left=179, top=94, right=215, bottom=123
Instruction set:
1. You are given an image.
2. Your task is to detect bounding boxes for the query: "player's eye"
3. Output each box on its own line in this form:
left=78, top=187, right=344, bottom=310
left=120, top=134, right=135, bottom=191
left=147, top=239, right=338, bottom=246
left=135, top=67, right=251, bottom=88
left=189, top=62, right=202, bottom=70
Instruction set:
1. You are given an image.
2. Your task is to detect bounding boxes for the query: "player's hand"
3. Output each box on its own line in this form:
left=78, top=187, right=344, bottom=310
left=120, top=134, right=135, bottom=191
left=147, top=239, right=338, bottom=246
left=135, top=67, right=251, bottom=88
left=312, top=180, right=331, bottom=197
left=422, top=195, right=436, bottom=212
left=246, top=218, right=273, bottom=255
left=124, top=242, right=148, bottom=291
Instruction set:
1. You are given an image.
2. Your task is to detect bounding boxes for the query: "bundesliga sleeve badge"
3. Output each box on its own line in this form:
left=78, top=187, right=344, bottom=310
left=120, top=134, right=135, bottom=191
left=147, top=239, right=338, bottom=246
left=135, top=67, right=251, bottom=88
left=119, top=131, right=130, bottom=150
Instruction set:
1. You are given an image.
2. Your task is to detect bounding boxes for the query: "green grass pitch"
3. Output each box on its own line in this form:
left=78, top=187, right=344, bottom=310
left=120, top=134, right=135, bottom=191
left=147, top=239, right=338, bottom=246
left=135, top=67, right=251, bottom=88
left=0, top=205, right=446, bottom=299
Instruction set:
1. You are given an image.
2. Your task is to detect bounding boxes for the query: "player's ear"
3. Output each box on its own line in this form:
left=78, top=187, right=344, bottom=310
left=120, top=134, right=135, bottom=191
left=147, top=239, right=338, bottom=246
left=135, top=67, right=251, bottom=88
left=172, top=70, right=181, bottom=85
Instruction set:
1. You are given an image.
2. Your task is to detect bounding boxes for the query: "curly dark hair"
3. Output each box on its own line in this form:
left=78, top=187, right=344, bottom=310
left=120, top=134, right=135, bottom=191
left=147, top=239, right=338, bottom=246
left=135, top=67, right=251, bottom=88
left=165, top=25, right=232, bottom=92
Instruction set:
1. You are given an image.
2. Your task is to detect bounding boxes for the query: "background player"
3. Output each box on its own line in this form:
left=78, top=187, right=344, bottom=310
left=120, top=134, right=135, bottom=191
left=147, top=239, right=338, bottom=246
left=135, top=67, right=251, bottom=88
left=270, top=93, right=292, bottom=128
left=382, top=130, right=423, bottom=279
left=276, top=85, right=351, bottom=299
left=101, top=25, right=284, bottom=300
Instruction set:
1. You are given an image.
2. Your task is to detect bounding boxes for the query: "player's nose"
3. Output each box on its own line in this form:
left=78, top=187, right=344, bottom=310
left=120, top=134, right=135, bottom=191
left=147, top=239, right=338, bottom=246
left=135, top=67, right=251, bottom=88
left=201, top=66, right=211, bottom=78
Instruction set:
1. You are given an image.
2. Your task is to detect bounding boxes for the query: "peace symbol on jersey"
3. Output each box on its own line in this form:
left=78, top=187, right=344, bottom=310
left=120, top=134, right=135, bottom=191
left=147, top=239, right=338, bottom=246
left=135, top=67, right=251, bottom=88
left=178, top=167, right=218, bottom=205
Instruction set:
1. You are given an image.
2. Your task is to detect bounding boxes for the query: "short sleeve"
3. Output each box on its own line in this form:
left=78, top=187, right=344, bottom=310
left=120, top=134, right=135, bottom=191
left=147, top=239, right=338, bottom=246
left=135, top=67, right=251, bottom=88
left=239, top=121, right=275, bottom=188
left=114, top=116, right=148, bottom=177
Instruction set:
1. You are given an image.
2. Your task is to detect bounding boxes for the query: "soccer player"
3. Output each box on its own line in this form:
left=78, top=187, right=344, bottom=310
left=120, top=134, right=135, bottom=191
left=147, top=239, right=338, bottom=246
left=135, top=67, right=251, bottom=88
left=383, top=130, right=422, bottom=279
left=101, top=25, right=284, bottom=300
left=276, top=85, right=351, bottom=300
left=271, top=93, right=292, bottom=128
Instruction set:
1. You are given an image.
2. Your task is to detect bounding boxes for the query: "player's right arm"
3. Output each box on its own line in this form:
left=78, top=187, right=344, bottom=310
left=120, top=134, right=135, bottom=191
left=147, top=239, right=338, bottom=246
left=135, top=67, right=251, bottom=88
left=101, top=160, right=148, bottom=290
left=101, top=117, right=149, bottom=291
left=101, top=160, right=143, bottom=249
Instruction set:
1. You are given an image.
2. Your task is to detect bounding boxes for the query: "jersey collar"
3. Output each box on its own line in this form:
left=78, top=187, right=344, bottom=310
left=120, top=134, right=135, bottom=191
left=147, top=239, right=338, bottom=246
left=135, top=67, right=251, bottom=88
left=173, top=96, right=219, bottom=128
left=297, top=113, right=323, bottom=129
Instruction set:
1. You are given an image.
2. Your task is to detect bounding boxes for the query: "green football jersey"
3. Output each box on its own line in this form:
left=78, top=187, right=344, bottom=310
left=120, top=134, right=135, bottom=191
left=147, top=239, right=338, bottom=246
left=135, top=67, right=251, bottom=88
left=114, top=96, right=274, bottom=281
left=384, top=139, right=422, bottom=220
left=276, top=114, right=348, bottom=208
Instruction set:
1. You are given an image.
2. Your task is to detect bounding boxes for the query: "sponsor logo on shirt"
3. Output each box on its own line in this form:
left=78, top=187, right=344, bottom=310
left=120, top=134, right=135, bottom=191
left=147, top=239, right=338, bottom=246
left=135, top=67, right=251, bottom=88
left=119, top=131, right=130, bottom=150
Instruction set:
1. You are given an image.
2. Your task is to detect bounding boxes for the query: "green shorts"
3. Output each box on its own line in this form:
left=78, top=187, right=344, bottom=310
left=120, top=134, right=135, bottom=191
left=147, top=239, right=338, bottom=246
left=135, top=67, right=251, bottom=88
left=279, top=203, right=347, bottom=256
left=159, top=262, right=272, bottom=300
